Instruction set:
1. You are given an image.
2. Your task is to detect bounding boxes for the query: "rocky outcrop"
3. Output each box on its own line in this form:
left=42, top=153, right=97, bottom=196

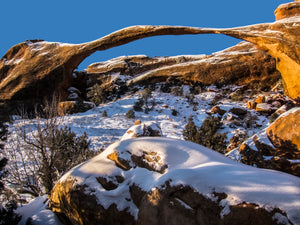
left=57, top=101, right=95, bottom=116
left=275, top=1, right=300, bottom=20
left=50, top=138, right=300, bottom=225
left=120, top=121, right=163, bottom=141
left=267, top=107, right=300, bottom=152
left=227, top=108, right=300, bottom=177
left=87, top=42, right=280, bottom=90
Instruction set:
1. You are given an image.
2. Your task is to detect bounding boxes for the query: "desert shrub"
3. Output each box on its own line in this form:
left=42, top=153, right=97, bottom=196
left=171, top=109, right=178, bottom=116
left=102, top=110, right=108, bottom=117
left=185, top=94, right=195, bottom=105
left=0, top=158, right=21, bottom=225
left=190, top=82, right=206, bottom=95
left=126, top=109, right=135, bottom=119
left=141, top=88, right=152, bottom=104
left=183, top=116, right=227, bottom=153
left=0, top=158, right=7, bottom=192
left=133, top=99, right=144, bottom=111
left=133, top=88, right=155, bottom=113
left=230, top=91, right=244, bottom=102
left=50, top=127, right=92, bottom=176
left=2, top=99, right=94, bottom=196
left=0, top=199, right=21, bottom=225
left=171, top=86, right=183, bottom=96
left=160, top=77, right=184, bottom=93
left=183, top=116, right=198, bottom=143
left=209, top=94, right=223, bottom=106
left=87, top=83, right=107, bottom=106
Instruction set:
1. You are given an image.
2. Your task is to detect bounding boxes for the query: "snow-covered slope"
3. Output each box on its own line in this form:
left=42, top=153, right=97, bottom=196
left=47, top=88, right=268, bottom=150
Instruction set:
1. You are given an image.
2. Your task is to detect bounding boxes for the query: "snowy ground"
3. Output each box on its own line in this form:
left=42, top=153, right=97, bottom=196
left=3, top=86, right=273, bottom=225
left=54, top=87, right=269, bottom=151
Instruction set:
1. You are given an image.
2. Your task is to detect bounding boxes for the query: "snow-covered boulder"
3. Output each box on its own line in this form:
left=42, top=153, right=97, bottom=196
left=50, top=137, right=300, bottom=225
left=120, top=121, right=162, bottom=141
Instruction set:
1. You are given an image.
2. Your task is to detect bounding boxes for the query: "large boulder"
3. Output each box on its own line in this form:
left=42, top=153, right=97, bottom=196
left=267, top=107, right=300, bottom=153
left=49, top=137, right=300, bottom=225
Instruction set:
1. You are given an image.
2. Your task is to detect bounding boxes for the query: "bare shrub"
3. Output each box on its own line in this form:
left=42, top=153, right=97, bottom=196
left=2, top=96, right=94, bottom=196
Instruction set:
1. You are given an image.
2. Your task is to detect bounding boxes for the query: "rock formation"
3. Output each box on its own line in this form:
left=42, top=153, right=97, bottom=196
left=0, top=26, right=207, bottom=107
left=227, top=108, right=300, bottom=177
left=87, top=42, right=280, bottom=90
left=120, top=121, right=163, bottom=141
left=275, top=1, right=300, bottom=20
left=1, top=0, right=299, bottom=112
left=267, top=107, right=300, bottom=153
left=50, top=137, right=300, bottom=225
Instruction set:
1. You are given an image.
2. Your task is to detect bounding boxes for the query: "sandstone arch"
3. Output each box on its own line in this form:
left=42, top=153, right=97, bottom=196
left=0, top=1, right=299, bottom=105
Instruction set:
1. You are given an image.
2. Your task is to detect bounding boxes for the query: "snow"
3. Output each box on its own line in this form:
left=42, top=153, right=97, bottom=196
left=120, top=121, right=162, bottom=141
left=174, top=197, right=193, bottom=210
left=3, top=57, right=23, bottom=65
left=60, top=137, right=300, bottom=224
left=277, top=107, right=300, bottom=120
left=273, top=213, right=292, bottom=225
left=16, top=195, right=63, bottom=225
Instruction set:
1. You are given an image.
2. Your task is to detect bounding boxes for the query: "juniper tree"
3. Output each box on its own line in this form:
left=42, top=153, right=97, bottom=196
left=183, top=116, right=227, bottom=153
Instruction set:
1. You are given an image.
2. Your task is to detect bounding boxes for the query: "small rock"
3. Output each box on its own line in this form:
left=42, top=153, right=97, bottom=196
left=255, top=95, right=265, bottom=104
left=271, top=101, right=281, bottom=109
left=134, top=120, right=141, bottom=125
left=211, top=106, right=226, bottom=116
left=256, top=103, right=274, bottom=114
left=121, top=121, right=163, bottom=141
left=275, top=105, right=287, bottom=115
left=265, top=96, right=273, bottom=104
left=229, top=107, right=247, bottom=116
left=58, top=101, right=76, bottom=116
left=247, top=100, right=257, bottom=110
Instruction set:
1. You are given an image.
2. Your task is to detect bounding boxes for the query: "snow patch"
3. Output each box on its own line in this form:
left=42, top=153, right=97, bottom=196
left=16, top=196, right=63, bottom=225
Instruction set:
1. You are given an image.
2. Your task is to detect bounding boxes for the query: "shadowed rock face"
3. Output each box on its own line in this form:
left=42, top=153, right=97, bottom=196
left=0, top=1, right=299, bottom=109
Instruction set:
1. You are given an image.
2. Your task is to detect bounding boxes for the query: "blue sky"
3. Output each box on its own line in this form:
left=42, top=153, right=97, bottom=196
left=0, top=0, right=291, bottom=70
